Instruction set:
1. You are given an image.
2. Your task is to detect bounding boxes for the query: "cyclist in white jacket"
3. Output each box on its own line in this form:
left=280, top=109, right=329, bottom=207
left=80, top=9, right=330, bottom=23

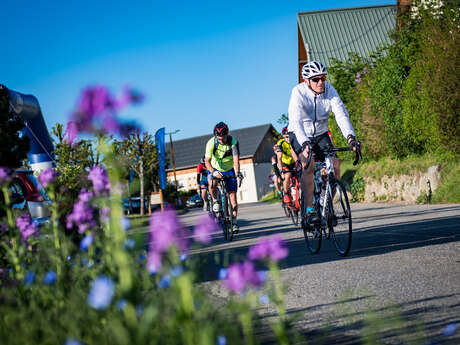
left=287, top=61, right=361, bottom=223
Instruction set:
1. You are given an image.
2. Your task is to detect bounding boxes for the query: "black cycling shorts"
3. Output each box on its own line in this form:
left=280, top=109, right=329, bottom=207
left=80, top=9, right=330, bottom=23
left=290, top=131, right=335, bottom=162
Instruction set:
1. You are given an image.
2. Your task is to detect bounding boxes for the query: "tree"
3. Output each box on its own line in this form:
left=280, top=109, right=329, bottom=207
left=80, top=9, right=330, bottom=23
left=0, top=85, right=30, bottom=168
left=116, top=131, right=157, bottom=215
left=51, top=123, right=98, bottom=201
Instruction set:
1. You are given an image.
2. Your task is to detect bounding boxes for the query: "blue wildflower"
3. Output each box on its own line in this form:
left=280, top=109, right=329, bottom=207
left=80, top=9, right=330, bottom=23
left=67, top=256, right=72, bottom=261
left=170, top=266, right=183, bottom=277
left=65, top=338, right=83, bottom=345
left=217, top=335, right=227, bottom=345
left=88, top=275, right=115, bottom=310
left=123, top=238, right=136, bottom=250
left=136, top=305, right=143, bottom=316
left=257, top=270, right=268, bottom=283
left=218, top=268, right=228, bottom=280
left=158, top=275, right=171, bottom=289
left=117, top=299, right=127, bottom=311
left=443, top=322, right=457, bottom=337
left=259, top=294, right=269, bottom=305
left=137, top=254, right=146, bottom=262
left=43, top=271, right=57, bottom=285
left=179, top=253, right=188, bottom=261
left=120, top=217, right=130, bottom=232
left=24, top=271, right=35, bottom=285
left=80, top=234, right=94, bottom=251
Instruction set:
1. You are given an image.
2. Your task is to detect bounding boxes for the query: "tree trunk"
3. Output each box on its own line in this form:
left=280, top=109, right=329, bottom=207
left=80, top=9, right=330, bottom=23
left=140, top=159, right=144, bottom=216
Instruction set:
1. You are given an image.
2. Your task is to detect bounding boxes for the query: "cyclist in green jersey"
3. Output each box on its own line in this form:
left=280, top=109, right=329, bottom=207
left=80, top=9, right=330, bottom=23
left=204, top=122, right=243, bottom=233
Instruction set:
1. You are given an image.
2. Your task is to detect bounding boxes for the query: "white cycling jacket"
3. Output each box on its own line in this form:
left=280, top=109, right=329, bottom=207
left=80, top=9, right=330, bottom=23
left=287, top=81, right=355, bottom=147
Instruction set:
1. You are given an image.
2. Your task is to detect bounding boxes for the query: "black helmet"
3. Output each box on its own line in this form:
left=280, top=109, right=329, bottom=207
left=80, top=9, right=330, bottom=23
left=214, top=122, right=229, bottom=136
left=200, top=156, right=205, bottom=164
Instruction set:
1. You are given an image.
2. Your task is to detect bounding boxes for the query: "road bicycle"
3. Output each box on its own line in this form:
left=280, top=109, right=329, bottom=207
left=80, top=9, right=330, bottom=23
left=302, top=145, right=361, bottom=256
left=209, top=175, right=242, bottom=242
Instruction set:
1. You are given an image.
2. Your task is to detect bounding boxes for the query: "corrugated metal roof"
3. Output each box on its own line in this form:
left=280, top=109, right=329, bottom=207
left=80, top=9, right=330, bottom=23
left=166, top=123, right=275, bottom=170
left=298, top=5, right=397, bottom=67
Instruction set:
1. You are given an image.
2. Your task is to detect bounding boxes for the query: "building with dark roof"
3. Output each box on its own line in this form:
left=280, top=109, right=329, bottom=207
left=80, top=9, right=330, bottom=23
left=297, top=3, right=397, bottom=81
left=166, top=123, right=278, bottom=203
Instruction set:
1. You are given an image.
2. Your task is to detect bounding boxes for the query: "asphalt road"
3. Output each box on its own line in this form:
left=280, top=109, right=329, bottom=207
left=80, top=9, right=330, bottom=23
left=178, top=202, right=460, bottom=344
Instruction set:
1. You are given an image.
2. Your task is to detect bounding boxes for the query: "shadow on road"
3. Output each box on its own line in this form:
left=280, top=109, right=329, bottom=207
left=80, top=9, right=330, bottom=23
left=193, top=213, right=460, bottom=283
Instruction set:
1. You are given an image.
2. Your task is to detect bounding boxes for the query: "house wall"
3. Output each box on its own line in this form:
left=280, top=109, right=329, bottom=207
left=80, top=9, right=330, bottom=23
left=253, top=162, right=273, bottom=199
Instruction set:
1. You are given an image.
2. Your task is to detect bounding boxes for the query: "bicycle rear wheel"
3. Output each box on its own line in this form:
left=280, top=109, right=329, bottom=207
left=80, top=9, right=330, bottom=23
left=281, top=193, right=290, bottom=217
left=328, top=179, right=352, bottom=256
left=290, top=208, right=299, bottom=226
left=301, top=195, right=322, bottom=254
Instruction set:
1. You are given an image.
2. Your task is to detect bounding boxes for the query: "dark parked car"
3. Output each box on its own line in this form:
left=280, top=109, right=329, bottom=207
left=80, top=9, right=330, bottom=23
left=185, top=194, right=203, bottom=208
left=9, top=169, right=51, bottom=227
left=123, top=196, right=149, bottom=215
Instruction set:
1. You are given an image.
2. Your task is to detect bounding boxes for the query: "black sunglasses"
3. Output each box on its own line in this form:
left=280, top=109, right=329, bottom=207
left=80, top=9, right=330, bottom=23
left=310, top=76, right=326, bottom=83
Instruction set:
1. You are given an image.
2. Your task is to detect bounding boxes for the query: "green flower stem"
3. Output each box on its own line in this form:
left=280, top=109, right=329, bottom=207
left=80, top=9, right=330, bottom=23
left=269, top=260, right=289, bottom=345
left=48, top=187, right=61, bottom=277
left=238, top=301, right=255, bottom=345
left=100, top=140, right=132, bottom=292
left=1, top=186, right=22, bottom=279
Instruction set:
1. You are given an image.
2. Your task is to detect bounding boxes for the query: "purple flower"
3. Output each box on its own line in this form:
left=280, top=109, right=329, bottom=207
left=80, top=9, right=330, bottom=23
left=88, top=275, right=115, bottom=310
left=66, top=189, right=96, bottom=234
left=146, top=251, right=161, bottom=274
left=224, top=260, right=262, bottom=293
left=88, top=165, right=110, bottom=196
left=80, top=233, right=94, bottom=251
left=16, top=213, right=39, bottom=245
left=38, top=168, right=57, bottom=187
left=70, top=85, right=143, bottom=138
left=148, top=207, right=188, bottom=253
left=0, top=223, right=7, bottom=232
left=115, top=86, right=144, bottom=110
left=43, top=271, right=57, bottom=285
left=100, top=207, right=110, bottom=223
left=193, top=213, right=217, bottom=245
left=0, top=167, right=12, bottom=185
left=65, top=121, right=79, bottom=147
left=355, top=72, right=362, bottom=84
left=248, top=234, right=288, bottom=262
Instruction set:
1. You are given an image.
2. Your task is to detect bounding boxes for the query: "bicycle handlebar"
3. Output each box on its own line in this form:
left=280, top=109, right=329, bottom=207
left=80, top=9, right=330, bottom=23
left=303, top=144, right=362, bottom=169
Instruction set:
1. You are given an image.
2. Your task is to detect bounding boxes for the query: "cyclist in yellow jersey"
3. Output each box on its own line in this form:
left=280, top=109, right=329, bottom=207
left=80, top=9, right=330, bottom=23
left=276, top=126, right=297, bottom=204
left=204, top=122, right=243, bottom=233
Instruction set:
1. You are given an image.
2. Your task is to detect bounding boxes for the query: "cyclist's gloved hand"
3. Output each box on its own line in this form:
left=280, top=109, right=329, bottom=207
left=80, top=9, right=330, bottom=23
left=301, top=141, right=311, bottom=154
left=212, top=170, right=221, bottom=178
left=237, top=172, right=244, bottom=180
left=347, top=135, right=358, bottom=151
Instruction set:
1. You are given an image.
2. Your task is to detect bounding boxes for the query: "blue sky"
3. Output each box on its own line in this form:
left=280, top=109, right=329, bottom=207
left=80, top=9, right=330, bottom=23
left=1, top=0, right=393, bottom=141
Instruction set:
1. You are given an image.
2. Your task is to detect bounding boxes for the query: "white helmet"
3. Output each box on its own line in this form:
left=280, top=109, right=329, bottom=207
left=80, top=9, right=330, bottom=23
left=302, top=61, right=327, bottom=79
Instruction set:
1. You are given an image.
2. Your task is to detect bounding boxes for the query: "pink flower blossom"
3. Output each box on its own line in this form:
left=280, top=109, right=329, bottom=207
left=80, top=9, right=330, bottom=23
left=248, top=234, right=288, bottom=262
left=193, top=213, right=217, bottom=245
left=148, top=207, right=188, bottom=254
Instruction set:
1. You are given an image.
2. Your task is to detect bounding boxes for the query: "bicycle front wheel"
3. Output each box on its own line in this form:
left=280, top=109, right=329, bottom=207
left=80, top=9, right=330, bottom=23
left=290, top=208, right=299, bottom=226
left=226, top=194, right=234, bottom=242
left=328, top=179, right=352, bottom=256
left=301, top=195, right=322, bottom=254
